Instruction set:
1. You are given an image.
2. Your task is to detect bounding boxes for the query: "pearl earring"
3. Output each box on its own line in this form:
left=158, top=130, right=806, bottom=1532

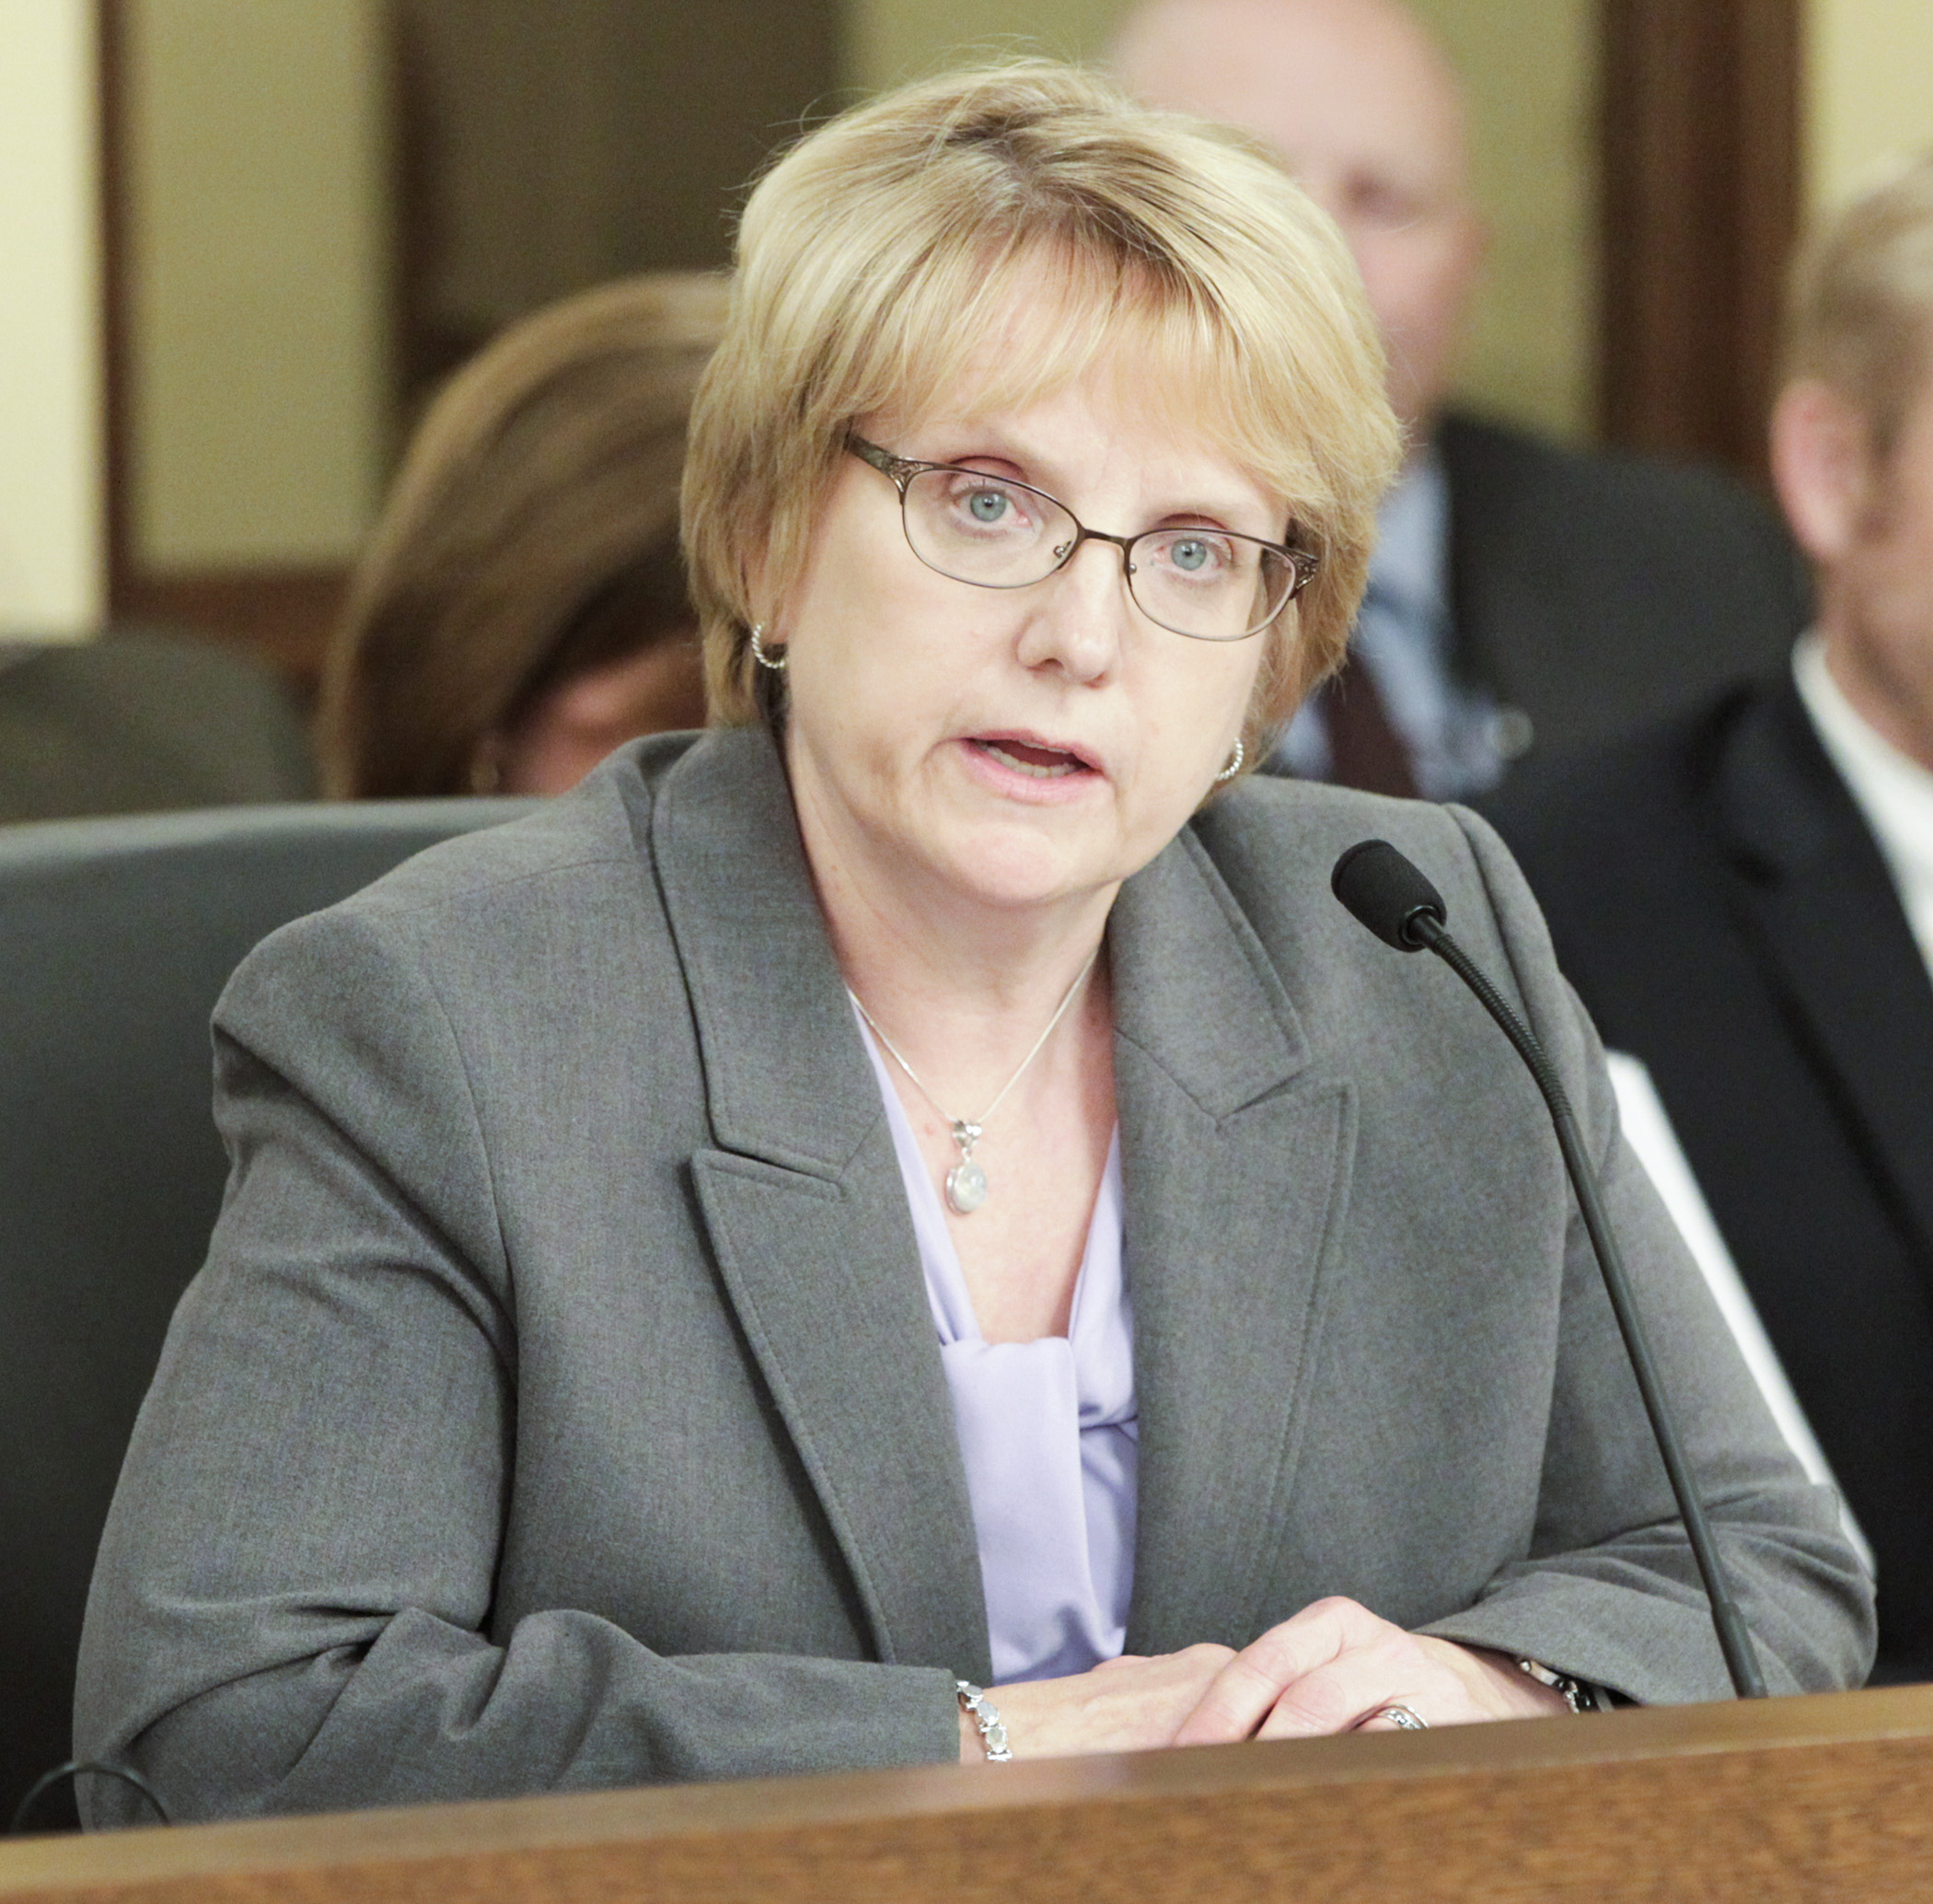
left=1214, top=738, right=1246, bottom=784
left=749, top=624, right=787, bottom=671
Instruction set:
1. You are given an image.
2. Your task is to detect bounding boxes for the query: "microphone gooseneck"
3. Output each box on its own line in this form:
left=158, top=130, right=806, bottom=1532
left=1332, top=838, right=1768, bottom=1701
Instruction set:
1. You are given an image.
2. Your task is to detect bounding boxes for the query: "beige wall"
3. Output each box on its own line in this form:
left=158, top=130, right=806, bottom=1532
left=841, top=0, right=1597, bottom=445
left=1409, top=0, right=1595, bottom=442
left=843, top=0, right=1125, bottom=87
left=125, top=0, right=392, bottom=570
left=1807, top=0, right=1933, bottom=213
left=0, top=0, right=103, bottom=635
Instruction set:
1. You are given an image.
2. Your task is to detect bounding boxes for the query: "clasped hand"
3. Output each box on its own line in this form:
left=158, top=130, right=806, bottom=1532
left=967, top=1596, right=1568, bottom=1760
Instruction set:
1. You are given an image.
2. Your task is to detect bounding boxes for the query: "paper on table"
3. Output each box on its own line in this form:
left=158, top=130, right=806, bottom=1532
left=1605, top=1050, right=1874, bottom=1575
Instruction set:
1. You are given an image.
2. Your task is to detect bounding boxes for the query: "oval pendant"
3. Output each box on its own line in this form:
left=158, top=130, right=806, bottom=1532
left=945, top=1158, right=989, bottom=1214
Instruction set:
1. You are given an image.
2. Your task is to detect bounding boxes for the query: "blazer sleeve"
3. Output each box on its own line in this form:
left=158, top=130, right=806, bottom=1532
left=1411, top=805, right=1876, bottom=1701
left=73, top=902, right=962, bottom=1826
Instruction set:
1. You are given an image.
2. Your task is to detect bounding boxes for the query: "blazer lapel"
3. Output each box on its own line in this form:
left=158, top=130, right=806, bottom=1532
left=1113, top=830, right=1357, bottom=1654
left=650, top=729, right=990, bottom=1681
left=1437, top=414, right=1568, bottom=744
left=1717, top=681, right=1933, bottom=1260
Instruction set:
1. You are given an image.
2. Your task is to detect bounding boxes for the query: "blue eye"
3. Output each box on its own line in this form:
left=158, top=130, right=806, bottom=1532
left=967, top=489, right=1009, bottom=524
left=1171, top=537, right=1211, bottom=573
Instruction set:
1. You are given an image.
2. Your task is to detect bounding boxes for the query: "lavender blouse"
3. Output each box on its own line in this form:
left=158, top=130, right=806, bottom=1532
left=855, top=1015, right=1138, bottom=1683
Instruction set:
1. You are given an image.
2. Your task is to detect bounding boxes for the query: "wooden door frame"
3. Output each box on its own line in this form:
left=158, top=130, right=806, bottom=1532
left=1597, top=0, right=1803, bottom=485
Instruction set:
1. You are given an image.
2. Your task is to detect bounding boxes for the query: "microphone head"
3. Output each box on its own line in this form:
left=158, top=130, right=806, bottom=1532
left=1331, top=840, right=1448, bottom=950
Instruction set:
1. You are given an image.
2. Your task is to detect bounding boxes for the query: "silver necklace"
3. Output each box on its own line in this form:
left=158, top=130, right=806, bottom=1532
left=849, top=947, right=1100, bottom=1215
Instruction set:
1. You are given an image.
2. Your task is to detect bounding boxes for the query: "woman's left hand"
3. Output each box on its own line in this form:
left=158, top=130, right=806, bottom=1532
left=1172, top=1596, right=1571, bottom=1743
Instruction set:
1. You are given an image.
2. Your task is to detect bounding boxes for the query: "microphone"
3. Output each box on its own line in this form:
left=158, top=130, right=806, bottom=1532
left=1331, top=839, right=1768, bottom=1701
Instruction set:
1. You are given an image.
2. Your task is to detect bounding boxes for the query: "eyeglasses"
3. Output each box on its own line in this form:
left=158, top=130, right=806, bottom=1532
left=847, top=435, right=1318, bottom=643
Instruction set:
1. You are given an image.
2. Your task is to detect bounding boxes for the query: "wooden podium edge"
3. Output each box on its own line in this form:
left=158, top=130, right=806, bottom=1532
left=5, top=1684, right=1932, bottom=1902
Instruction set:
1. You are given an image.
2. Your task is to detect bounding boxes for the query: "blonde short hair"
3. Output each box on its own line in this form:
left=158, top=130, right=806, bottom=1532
left=1786, top=155, right=1933, bottom=460
left=319, top=272, right=728, bottom=797
left=683, top=61, right=1398, bottom=765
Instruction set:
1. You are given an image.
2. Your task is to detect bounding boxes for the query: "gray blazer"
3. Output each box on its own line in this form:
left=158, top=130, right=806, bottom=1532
left=76, top=726, right=1873, bottom=1824
left=0, top=630, right=316, bottom=822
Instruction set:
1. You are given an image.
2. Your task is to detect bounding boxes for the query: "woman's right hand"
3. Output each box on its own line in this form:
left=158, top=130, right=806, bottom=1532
left=963, top=1644, right=1236, bottom=1760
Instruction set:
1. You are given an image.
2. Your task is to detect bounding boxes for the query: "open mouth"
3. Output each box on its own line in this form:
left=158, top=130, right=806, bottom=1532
left=969, top=737, right=1096, bottom=780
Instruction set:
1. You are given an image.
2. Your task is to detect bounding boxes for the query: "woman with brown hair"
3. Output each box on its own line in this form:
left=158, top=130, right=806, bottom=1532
left=318, top=271, right=727, bottom=797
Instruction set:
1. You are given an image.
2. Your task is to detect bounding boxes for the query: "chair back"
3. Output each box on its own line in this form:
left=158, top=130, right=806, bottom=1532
left=0, top=799, right=533, bottom=1829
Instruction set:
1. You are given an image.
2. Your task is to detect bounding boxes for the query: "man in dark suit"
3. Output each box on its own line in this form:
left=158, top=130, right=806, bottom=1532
left=1113, top=0, right=1808, bottom=796
left=1488, top=158, right=1933, bottom=1683
left=0, top=628, right=316, bottom=822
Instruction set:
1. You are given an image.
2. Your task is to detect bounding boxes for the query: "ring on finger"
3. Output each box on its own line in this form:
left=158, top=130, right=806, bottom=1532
left=1365, top=1703, right=1428, bottom=1731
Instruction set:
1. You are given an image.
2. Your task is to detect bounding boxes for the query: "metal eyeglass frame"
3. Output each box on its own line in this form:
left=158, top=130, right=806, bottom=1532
left=846, top=435, right=1319, bottom=642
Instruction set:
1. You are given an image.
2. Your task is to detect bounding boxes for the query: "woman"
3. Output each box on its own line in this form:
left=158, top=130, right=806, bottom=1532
left=78, top=64, right=1869, bottom=1821
left=318, top=272, right=727, bottom=799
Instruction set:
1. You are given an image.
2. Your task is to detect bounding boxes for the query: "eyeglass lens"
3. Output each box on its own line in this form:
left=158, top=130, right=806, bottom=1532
left=899, top=467, right=1295, bottom=642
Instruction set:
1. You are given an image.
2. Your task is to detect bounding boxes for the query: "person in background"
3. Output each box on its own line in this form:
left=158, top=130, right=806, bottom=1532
left=317, top=272, right=727, bottom=799
left=0, top=630, right=314, bottom=823
left=1112, top=0, right=1810, bottom=798
left=1487, top=157, right=1933, bottom=1686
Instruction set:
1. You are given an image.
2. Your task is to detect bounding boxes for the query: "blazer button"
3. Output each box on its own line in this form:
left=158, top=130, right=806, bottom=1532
left=1490, top=705, right=1536, bottom=760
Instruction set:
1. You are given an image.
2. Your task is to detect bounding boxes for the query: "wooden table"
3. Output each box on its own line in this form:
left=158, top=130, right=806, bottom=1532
left=5, top=1685, right=1932, bottom=1902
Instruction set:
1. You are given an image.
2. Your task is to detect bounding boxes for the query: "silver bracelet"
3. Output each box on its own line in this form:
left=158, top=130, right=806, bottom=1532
left=1515, top=1655, right=1596, bottom=1713
left=955, top=1678, right=1013, bottom=1761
